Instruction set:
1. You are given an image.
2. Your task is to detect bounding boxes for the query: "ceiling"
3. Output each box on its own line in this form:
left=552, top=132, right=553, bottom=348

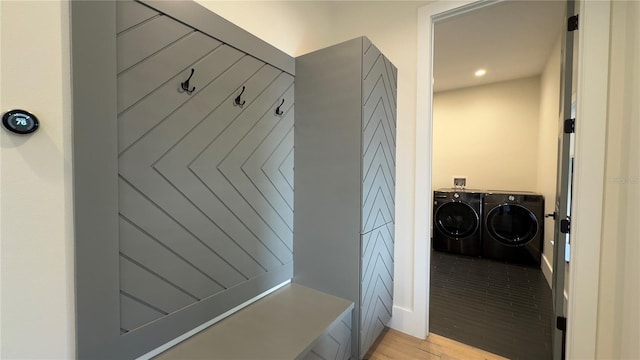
left=434, top=0, right=566, bottom=93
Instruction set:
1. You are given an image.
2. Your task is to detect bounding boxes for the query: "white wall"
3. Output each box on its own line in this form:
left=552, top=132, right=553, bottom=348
left=536, top=35, right=562, bottom=287
left=196, top=0, right=430, bottom=334
left=193, top=1, right=335, bottom=56
left=0, top=1, right=74, bottom=358
left=432, top=77, right=541, bottom=191
left=596, top=0, right=640, bottom=358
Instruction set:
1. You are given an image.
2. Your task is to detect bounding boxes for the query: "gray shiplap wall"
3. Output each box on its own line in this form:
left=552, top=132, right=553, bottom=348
left=359, top=38, right=396, bottom=355
left=73, top=0, right=295, bottom=357
left=117, top=0, right=294, bottom=333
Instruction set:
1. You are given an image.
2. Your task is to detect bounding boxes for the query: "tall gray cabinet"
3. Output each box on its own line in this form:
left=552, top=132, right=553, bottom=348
left=294, top=37, right=397, bottom=359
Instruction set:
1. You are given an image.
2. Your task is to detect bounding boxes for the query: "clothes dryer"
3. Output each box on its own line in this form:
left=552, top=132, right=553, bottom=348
left=432, top=189, right=483, bottom=257
left=482, top=191, right=544, bottom=266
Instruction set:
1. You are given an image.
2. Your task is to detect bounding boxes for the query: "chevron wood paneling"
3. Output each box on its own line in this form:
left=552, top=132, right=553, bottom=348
left=360, top=221, right=394, bottom=355
left=360, top=40, right=396, bottom=356
left=117, top=1, right=294, bottom=332
left=361, top=39, right=397, bottom=234
left=303, top=312, right=352, bottom=360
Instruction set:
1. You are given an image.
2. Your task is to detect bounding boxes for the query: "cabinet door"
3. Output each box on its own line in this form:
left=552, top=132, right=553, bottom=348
left=361, top=40, right=397, bottom=234
left=360, top=222, right=394, bottom=354
left=117, top=0, right=294, bottom=342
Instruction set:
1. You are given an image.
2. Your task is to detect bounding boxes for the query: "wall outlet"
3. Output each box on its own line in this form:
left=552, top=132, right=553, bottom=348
left=453, top=177, right=466, bottom=188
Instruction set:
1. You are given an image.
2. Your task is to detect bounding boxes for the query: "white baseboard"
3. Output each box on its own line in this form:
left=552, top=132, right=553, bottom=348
left=542, top=254, right=553, bottom=289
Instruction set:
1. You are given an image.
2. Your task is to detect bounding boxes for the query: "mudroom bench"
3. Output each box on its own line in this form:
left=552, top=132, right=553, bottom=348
left=153, top=283, right=354, bottom=360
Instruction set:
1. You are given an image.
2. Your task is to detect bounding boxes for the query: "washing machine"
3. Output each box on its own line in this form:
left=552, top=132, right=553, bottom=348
left=432, top=189, right=483, bottom=257
left=482, top=191, right=544, bottom=266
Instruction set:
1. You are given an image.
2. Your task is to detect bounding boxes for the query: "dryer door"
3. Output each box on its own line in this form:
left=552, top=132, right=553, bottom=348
left=434, top=202, right=479, bottom=239
left=486, top=204, right=538, bottom=246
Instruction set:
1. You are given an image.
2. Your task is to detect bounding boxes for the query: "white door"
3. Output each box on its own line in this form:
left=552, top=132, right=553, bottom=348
left=552, top=0, right=579, bottom=358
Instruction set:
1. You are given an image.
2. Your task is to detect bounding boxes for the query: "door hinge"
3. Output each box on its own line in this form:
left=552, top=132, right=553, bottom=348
left=556, top=316, right=567, bottom=330
left=568, top=15, right=579, bottom=31
left=564, top=118, right=575, bottom=133
left=560, top=218, right=571, bottom=234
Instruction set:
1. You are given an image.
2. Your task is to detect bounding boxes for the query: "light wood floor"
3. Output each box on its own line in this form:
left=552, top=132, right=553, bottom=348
left=366, top=328, right=509, bottom=360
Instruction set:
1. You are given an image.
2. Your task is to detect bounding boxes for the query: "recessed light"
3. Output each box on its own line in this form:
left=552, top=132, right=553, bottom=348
left=475, top=69, right=487, bottom=77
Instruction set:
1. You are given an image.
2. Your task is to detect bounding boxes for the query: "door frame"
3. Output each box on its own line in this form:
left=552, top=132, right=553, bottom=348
left=413, top=1, right=610, bottom=358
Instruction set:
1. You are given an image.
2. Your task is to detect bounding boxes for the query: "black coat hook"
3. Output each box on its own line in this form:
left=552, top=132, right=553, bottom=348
left=275, top=99, right=285, bottom=116
left=235, top=86, right=246, bottom=106
left=181, top=68, right=196, bottom=94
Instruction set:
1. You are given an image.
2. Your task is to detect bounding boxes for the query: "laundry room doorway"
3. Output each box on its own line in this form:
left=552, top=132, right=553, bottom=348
left=428, top=2, right=564, bottom=358
left=412, top=0, right=603, bottom=359
left=416, top=1, right=611, bottom=359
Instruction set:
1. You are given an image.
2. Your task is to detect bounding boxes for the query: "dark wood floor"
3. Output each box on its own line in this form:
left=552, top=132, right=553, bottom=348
left=429, top=250, right=553, bottom=360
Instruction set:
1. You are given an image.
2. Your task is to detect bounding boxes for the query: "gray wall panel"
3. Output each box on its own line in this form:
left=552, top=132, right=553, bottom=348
left=117, top=31, right=221, bottom=112
left=362, top=132, right=394, bottom=208
left=140, top=0, right=295, bottom=75
left=363, top=78, right=396, bottom=143
left=188, top=73, right=295, bottom=263
left=118, top=179, right=247, bottom=288
left=119, top=257, right=197, bottom=314
left=384, top=61, right=398, bottom=128
left=119, top=217, right=225, bottom=299
left=360, top=43, right=396, bottom=355
left=75, top=1, right=295, bottom=357
left=72, top=1, right=120, bottom=357
left=117, top=14, right=192, bottom=73
left=361, top=298, right=390, bottom=356
left=211, top=83, right=295, bottom=253
left=116, top=0, right=157, bottom=34
left=119, top=65, right=285, bottom=278
left=117, top=0, right=295, bottom=336
left=361, top=46, right=397, bottom=233
left=120, top=294, right=165, bottom=332
left=361, top=37, right=376, bottom=79
left=113, top=263, right=293, bottom=359
left=360, top=223, right=394, bottom=354
left=118, top=45, right=247, bottom=153
left=259, top=120, right=294, bottom=212
left=279, top=146, right=294, bottom=192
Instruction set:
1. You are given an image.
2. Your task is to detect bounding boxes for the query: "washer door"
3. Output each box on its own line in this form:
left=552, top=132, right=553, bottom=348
left=486, top=204, right=538, bottom=246
left=434, top=202, right=479, bottom=239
